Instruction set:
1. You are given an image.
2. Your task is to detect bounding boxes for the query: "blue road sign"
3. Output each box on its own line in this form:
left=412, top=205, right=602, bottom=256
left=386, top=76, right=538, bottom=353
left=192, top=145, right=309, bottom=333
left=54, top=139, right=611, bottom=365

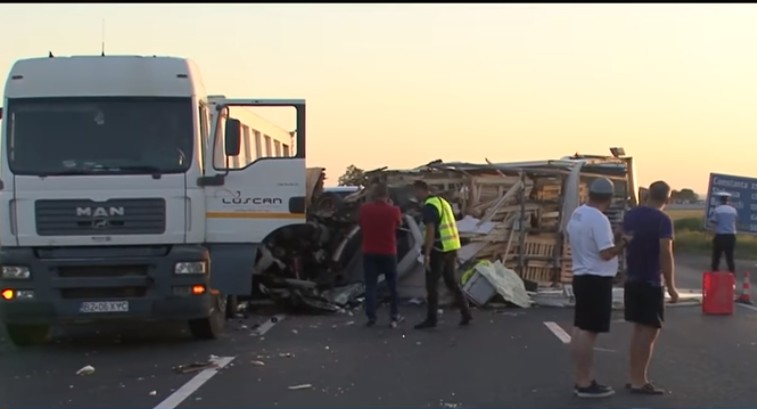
left=705, top=172, right=757, bottom=234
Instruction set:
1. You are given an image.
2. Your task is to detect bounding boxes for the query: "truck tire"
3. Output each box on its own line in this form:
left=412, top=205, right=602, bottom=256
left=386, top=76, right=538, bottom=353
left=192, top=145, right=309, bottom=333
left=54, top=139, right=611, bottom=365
left=188, top=293, right=227, bottom=340
left=5, top=324, right=51, bottom=347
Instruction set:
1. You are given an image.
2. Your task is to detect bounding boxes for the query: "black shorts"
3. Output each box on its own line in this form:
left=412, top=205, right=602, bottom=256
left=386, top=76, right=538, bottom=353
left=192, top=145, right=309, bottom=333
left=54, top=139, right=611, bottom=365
left=624, top=281, right=665, bottom=328
left=572, top=274, right=614, bottom=333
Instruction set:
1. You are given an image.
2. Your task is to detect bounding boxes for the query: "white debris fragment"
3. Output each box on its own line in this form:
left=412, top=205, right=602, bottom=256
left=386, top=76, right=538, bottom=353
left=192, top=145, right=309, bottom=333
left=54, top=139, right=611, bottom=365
left=288, top=384, right=313, bottom=390
left=250, top=360, right=266, bottom=367
left=149, top=391, right=157, bottom=396
left=291, top=329, right=299, bottom=335
left=345, top=321, right=355, bottom=326
left=76, top=365, right=95, bottom=376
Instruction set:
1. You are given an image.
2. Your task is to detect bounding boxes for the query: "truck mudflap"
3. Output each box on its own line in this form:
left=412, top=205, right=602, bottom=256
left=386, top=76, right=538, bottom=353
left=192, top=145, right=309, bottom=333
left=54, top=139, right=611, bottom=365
left=0, top=244, right=217, bottom=326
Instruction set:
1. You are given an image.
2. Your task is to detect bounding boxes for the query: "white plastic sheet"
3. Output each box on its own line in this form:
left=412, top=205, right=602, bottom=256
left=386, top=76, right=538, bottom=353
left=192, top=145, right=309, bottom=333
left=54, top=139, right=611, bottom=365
left=473, top=260, right=531, bottom=309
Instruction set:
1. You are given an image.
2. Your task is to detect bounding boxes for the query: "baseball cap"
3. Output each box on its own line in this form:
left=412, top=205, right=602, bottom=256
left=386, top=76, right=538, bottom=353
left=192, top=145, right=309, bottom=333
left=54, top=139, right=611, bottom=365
left=589, top=177, right=614, bottom=195
left=714, top=191, right=732, bottom=197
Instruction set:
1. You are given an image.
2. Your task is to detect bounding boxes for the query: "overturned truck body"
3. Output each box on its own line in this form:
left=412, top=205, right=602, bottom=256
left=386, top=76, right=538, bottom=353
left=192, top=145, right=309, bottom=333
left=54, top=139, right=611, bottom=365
left=253, top=152, right=637, bottom=311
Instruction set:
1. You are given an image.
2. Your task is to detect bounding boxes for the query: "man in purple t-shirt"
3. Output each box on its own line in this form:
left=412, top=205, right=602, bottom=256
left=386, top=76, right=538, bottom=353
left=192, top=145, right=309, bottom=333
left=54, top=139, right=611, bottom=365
left=621, top=181, right=680, bottom=395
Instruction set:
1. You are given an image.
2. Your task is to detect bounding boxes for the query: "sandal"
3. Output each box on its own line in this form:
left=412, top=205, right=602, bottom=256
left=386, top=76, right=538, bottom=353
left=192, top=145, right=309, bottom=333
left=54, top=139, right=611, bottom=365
left=625, top=382, right=666, bottom=395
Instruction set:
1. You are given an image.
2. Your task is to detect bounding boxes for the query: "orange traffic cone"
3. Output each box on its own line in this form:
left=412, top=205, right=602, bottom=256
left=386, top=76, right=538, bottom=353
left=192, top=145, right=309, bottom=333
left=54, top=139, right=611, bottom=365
left=737, top=272, right=753, bottom=304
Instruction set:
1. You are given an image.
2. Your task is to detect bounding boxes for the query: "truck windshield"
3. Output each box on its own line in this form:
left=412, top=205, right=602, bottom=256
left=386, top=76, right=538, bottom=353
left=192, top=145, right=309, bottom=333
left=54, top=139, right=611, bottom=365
left=5, top=97, right=193, bottom=176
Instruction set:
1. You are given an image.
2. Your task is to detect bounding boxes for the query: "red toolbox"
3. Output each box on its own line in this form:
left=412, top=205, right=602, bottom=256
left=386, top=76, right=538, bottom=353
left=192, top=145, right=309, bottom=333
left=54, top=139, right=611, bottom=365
left=702, top=271, right=735, bottom=315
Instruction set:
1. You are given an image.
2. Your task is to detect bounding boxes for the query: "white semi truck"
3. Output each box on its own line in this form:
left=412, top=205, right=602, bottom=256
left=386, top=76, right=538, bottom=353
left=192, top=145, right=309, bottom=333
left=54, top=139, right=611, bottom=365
left=0, top=55, right=307, bottom=345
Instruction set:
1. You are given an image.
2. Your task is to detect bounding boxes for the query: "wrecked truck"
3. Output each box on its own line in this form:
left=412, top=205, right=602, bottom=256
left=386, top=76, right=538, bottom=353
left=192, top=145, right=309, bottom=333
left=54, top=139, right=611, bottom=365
left=252, top=150, right=638, bottom=311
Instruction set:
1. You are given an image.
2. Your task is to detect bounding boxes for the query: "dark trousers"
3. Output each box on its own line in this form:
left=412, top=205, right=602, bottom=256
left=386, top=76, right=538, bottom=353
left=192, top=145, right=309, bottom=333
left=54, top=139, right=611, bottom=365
left=711, top=233, right=736, bottom=273
left=425, top=250, right=471, bottom=323
left=363, top=253, right=399, bottom=321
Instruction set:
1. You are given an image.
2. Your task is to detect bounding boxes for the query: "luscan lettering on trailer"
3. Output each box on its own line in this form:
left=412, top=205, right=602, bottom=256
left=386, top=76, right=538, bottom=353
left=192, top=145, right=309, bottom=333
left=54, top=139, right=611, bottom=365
left=76, top=206, right=126, bottom=217
left=222, top=197, right=283, bottom=205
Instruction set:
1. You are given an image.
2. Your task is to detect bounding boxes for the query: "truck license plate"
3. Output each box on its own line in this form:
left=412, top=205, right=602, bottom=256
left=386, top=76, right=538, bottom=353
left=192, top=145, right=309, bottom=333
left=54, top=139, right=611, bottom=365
left=79, top=301, right=129, bottom=314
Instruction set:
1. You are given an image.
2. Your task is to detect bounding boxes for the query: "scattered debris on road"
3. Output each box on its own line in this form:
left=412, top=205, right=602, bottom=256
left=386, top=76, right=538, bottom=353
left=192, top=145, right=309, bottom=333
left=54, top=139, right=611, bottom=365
left=172, top=361, right=218, bottom=374
left=288, top=384, right=313, bottom=391
left=250, top=360, right=266, bottom=367
left=75, top=365, right=95, bottom=376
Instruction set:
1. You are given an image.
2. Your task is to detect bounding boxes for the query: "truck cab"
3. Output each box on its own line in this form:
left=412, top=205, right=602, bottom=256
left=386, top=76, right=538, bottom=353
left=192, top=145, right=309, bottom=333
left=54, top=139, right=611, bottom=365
left=0, top=55, right=306, bottom=345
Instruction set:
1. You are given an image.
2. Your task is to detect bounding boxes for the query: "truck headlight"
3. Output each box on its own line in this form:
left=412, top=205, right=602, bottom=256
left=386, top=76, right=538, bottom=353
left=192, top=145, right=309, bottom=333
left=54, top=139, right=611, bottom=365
left=1, top=266, right=31, bottom=280
left=174, top=261, right=207, bottom=275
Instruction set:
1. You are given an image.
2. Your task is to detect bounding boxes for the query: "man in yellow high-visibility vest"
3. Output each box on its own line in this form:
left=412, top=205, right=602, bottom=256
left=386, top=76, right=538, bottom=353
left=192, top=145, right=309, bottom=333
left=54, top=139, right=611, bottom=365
left=412, top=180, right=472, bottom=329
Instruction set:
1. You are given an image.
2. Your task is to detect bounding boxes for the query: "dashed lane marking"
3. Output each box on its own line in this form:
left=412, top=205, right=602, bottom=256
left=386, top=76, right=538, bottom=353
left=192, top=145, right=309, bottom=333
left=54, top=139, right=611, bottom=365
left=251, top=314, right=286, bottom=336
left=153, top=356, right=235, bottom=409
left=544, top=321, right=571, bottom=344
left=543, top=321, right=616, bottom=352
left=737, top=302, right=757, bottom=312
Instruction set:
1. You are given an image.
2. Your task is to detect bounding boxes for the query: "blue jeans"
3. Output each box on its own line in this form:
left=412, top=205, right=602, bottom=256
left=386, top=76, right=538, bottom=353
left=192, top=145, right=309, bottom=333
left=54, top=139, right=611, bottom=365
left=363, top=253, right=399, bottom=321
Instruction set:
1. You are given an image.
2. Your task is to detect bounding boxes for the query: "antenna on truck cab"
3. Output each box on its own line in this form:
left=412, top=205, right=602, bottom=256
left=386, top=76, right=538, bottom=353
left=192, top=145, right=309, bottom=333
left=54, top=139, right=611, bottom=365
left=101, top=18, right=106, bottom=56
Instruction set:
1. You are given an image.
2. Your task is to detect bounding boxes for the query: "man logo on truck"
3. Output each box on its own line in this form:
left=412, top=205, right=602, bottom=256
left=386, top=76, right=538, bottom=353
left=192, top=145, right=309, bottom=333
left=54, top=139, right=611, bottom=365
left=92, top=218, right=110, bottom=229
left=76, top=206, right=125, bottom=217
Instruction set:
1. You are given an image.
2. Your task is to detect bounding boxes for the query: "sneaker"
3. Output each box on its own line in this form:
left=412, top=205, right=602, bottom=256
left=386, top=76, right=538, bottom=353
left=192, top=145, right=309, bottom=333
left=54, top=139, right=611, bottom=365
left=574, top=381, right=615, bottom=398
left=626, top=382, right=665, bottom=395
left=365, top=319, right=376, bottom=327
left=414, top=320, right=437, bottom=330
left=390, top=316, right=405, bottom=329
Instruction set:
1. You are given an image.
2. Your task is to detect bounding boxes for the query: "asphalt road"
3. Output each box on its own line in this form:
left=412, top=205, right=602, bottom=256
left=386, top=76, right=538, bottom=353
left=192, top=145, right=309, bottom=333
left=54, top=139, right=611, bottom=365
left=1, top=254, right=756, bottom=409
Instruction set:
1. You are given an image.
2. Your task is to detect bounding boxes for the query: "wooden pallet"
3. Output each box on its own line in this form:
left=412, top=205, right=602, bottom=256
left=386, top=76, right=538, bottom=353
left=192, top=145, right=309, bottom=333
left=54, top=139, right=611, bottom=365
left=519, top=260, right=557, bottom=285
left=521, top=234, right=559, bottom=258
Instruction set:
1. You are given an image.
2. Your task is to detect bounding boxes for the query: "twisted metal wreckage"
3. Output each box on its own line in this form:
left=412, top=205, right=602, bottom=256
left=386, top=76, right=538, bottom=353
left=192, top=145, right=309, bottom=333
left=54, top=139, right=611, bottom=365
left=252, top=151, right=638, bottom=312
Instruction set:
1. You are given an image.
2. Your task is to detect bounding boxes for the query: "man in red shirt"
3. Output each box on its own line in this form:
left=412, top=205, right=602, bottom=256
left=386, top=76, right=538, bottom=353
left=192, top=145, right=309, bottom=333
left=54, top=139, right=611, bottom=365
left=359, top=183, right=403, bottom=328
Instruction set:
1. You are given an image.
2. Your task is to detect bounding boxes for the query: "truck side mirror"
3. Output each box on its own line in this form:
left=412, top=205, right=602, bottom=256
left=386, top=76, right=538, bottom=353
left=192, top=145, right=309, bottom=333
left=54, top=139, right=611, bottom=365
left=225, top=118, right=242, bottom=157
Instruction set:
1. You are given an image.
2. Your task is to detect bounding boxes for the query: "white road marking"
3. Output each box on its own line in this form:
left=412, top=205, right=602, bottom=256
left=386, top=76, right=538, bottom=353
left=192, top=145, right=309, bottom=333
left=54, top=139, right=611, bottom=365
left=543, top=321, right=616, bottom=352
left=737, top=302, right=757, bottom=312
left=153, top=356, right=235, bottom=409
left=251, top=314, right=287, bottom=336
left=544, top=321, right=571, bottom=344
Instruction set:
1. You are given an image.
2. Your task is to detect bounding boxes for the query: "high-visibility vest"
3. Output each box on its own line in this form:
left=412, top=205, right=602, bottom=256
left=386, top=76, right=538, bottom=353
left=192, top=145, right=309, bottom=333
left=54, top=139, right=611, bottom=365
left=424, top=196, right=461, bottom=252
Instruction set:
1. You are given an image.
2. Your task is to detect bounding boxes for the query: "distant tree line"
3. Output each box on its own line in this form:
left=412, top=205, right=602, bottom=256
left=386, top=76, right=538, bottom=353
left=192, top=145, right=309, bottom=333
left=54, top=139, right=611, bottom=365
left=669, top=188, right=699, bottom=202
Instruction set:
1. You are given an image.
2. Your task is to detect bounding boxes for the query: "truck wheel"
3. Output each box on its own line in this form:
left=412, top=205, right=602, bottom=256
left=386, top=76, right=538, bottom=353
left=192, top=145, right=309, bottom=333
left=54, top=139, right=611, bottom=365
left=188, top=294, right=226, bottom=340
left=225, top=295, right=239, bottom=319
left=4, top=324, right=51, bottom=347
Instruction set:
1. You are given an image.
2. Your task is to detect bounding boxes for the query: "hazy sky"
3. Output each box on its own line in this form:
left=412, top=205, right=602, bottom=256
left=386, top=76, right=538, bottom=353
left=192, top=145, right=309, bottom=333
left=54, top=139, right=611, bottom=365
left=3, top=3, right=757, bottom=192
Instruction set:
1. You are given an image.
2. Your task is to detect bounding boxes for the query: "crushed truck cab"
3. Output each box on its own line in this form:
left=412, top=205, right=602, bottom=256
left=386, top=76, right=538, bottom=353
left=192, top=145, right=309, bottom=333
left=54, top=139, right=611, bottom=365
left=0, top=55, right=306, bottom=346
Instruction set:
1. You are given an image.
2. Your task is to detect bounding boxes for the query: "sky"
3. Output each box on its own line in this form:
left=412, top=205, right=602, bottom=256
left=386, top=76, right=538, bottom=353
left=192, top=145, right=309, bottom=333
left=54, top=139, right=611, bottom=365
left=3, top=3, right=757, bottom=193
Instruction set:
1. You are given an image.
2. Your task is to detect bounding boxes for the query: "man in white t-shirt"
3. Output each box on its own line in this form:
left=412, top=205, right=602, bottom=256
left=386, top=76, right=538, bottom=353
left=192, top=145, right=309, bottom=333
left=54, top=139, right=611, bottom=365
left=566, top=177, right=630, bottom=398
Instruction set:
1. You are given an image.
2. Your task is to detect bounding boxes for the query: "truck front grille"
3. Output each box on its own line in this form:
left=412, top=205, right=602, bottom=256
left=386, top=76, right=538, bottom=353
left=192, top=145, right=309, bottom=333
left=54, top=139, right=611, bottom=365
left=60, top=287, right=148, bottom=299
left=58, top=265, right=149, bottom=278
left=35, top=198, right=166, bottom=236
